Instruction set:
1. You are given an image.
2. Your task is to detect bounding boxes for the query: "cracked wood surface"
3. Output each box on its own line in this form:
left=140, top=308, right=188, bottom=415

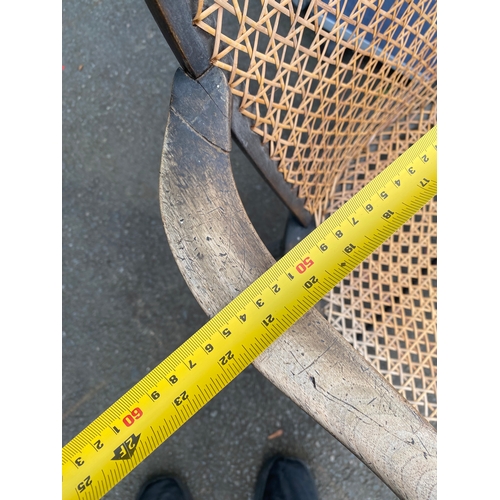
left=159, top=67, right=437, bottom=500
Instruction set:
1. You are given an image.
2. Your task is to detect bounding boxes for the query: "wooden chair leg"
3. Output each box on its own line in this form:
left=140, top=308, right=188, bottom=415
left=160, top=66, right=437, bottom=500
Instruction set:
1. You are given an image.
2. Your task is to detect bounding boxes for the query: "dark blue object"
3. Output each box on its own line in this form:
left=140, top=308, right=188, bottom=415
left=292, top=0, right=436, bottom=67
left=253, top=455, right=320, bottom=500
left=136, top=477, right=193, bottom=500
left=135, top=456, right=319, bottom=500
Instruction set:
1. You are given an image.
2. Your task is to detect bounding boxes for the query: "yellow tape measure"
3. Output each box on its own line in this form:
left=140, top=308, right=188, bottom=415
left=62, top=126, right=437, bottom=500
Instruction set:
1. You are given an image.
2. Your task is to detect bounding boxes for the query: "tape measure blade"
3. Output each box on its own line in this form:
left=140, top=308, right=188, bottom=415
left=62, top=126, right=437, bottom=500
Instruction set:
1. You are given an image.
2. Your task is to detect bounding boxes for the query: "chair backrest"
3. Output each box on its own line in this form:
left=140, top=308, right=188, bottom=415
left=146, top=0, right=437, bottom=426
left=193, top=0, right=437, bottom=221
left=146, top=0, right=436, bottom=223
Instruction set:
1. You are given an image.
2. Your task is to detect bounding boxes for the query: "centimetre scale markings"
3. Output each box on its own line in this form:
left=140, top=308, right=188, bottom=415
left=63, top=127, right=437, bottom=500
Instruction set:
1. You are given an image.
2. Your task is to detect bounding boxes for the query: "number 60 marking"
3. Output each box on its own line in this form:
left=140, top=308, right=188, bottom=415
left=123, top=407, right=143, bottom=427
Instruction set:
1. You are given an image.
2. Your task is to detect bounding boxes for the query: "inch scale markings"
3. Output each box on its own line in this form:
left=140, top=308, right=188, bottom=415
left=63, top=127, right=437, bottom=500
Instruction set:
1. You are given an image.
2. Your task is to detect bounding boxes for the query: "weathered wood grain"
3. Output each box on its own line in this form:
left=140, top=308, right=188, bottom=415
left=159, top=67, right=437, bottom=500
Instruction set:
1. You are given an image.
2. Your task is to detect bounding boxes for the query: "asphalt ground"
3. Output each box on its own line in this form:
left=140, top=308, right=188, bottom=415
left=62, top=1, right=399, bottom=498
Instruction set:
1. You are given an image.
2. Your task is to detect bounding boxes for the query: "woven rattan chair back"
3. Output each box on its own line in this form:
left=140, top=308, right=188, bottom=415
left=149, top=0, right=437, bottom=426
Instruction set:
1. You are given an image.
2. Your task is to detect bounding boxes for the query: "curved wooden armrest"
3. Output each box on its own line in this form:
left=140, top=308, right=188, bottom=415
left=159, top=66, right=437, bottom=500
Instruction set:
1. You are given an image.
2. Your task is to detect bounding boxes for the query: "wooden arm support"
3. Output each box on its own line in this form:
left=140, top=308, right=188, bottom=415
left=159, top=66, right=437, bottom=500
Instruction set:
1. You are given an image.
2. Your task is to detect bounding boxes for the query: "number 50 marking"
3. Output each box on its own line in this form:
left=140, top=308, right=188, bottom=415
left=296, top=257, right=314, bottom=274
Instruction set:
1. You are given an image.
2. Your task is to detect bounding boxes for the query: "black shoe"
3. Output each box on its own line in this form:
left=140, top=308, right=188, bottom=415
left=136, top=476, right=193, bottom=500
left=254, top=455, right=319, bottom=500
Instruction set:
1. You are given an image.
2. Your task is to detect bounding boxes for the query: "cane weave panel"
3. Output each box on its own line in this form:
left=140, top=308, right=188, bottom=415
left=195, top=0, right=436, bottom=219
left=194, top=0, right=437, bottom=425
left=320, top=102, right=436, bottom=426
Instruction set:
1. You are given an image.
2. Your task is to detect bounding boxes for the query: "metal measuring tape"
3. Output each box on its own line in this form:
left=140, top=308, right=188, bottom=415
left=63, top=126, right=437, bottom=500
